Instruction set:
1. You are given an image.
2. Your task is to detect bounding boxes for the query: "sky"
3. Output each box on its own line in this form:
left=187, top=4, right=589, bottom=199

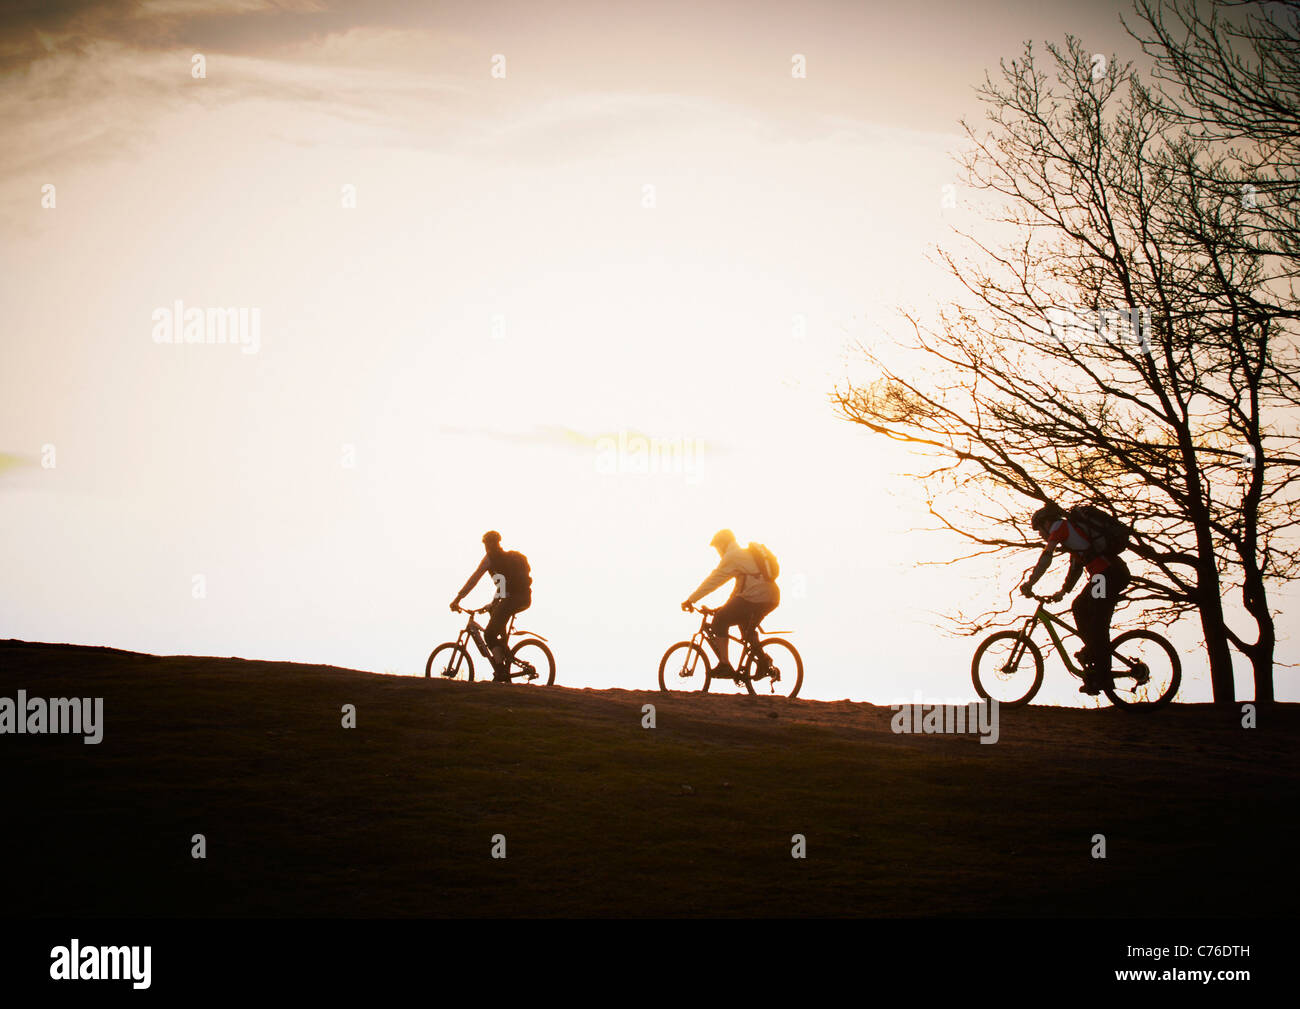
left=1, top=0, right=1294, bottom=704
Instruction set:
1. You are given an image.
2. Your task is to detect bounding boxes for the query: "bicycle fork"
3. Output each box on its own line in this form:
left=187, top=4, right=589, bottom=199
left=1003, top=617, right=1037, bottom=674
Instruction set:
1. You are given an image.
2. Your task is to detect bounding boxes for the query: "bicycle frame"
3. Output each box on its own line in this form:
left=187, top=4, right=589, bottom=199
left=690, top=608, right=785, bottom=670
left=456, top=610, right=496, bottom=658
left=1018, top=601, right=1140, bottom=677
left=456, top=606, right=546, bottom=658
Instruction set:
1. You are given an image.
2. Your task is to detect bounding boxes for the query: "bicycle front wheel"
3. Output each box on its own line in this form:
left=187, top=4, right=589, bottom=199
left=658, top=642, right=710, bottom=693
left=1104, top=630, right=1180, bottom=710
left=509, top=638, right=556, bottom=685
left=425, top=642, right=473, bottom=682
left=972, top=631, right=1043, bottom=707
left=750, top=638, right=803, bottom=698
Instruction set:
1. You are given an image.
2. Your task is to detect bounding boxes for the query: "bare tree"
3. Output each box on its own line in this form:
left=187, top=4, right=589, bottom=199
left=1124, top=0, right=1300, bottom=696
left=1128, top=0, right=1299, bottom=283
left=834, top=33, right=1300, bottom=704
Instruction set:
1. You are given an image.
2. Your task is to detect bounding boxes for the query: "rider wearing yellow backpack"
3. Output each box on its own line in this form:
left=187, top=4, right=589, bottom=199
left=681, top=529, right=780, bottom=678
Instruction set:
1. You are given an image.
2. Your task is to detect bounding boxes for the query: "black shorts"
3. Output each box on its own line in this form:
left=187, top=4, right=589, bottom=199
left=710, top=593, right=778, bottom=643
left=486, top=596, right=530, bottom=648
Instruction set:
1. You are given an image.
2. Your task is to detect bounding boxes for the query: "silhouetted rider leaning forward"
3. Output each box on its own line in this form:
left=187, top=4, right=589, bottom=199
left=450, top=530, right=532, bottom=683
left=1021, top=502, right=1131, bottom=696
left=681, top=528, right=780, bottom=680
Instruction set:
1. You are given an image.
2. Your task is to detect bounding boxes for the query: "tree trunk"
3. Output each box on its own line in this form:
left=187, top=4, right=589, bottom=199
left=1195, top=564, right=1238, bottom=705
left=1249, top=627, right=1275, bottom=705
left=1240, top=567, right=1276, bottom=704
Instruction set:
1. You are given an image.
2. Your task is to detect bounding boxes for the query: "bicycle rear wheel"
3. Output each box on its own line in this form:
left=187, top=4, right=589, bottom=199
left=509, top=638, right=556, bottom=685
left=1104, top=630, right=1180, bottom=709
left=749, top=638, right=803, bottom=698
left=971, top=631, right=1044, bottom=707
left=658, top=642, right=710, bottom=693
left=425, top=642, right=473, bottom=682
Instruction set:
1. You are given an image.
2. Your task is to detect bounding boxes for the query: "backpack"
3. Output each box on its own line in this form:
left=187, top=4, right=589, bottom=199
left=1067, top=505, right=1131, bottom=557
left=747, top=542, right=780, bottom=581
left=495, top=550, right=533, bottom=600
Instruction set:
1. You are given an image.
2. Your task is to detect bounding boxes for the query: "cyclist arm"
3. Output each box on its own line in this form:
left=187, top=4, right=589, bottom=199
left=451, top=557, right=489, bottom=608
left=1021, top=544, right=1056, bottom=595
left=685, top=559, right=737, bottom=606
left=1022, top=520, right=1077, bottom=597
left=1059, top=554, right=1084, bottom=594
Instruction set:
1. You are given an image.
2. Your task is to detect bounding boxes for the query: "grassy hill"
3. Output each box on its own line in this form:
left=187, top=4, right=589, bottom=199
left=2, top=639, right=1295, bottom=917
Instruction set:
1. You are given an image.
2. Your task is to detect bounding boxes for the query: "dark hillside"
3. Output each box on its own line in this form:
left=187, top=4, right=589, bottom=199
left=2, top=640, right=1294, bottom=917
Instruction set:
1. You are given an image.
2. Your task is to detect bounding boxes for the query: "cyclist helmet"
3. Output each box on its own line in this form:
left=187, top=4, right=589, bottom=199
left=709, top=528, right=736, bottom=549
left=482, top=530, right=502, bottom=547
left=1030, top=503, right=1064, bottom=535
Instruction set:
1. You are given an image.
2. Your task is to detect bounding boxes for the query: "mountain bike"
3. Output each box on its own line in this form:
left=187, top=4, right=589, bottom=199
left=658, top=604, right=803, bottom=697
left=425, top=604, right=555, bottom=685
left=971, top=595, right=1179, bottom=709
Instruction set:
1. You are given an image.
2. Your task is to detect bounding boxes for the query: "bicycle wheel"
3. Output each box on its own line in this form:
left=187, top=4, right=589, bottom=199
left=971, top=631, right=1044, bottom=707
left=658, top=642, right=710, bottom=693
left=509, top=638, right=556, bottom=685
left=749, top=638, right=803, bottom=698
left=1104, top=630, right=1180, bottom=710
left=425, top=642, right=473, bottom=682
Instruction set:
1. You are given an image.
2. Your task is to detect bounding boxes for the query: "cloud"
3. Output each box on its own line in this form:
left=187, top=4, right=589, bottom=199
left=0, top=26, right=475, bottom=222
left=437, top=424, right=730, bottom=454
left=438, top=424, right=604, bottom=449
left=0, top=0, right=335, bottom=72
left=139, top=0, right=326, bottom=14
left=0, top=451, right=36, bottom=476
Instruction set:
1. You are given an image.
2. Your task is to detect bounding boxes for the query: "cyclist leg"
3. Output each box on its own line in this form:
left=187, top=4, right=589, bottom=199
left=748, top=584, right=780, bottom=668
left=1071, top=588, right=1103, bottom=691
left=744, top=596, right=778, bottom=670
left=708, top=597, right=748, bottom=672
left=1072, top=560, right=1127, bottom=690
left=485, top=602, right=515, bottom=679
left=1092, top=558, right=1128, bottom=686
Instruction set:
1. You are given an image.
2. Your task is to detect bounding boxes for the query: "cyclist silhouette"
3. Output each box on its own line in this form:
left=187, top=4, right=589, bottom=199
left=681, top=528, right=779, bottom=679
left=1021, top=502, right=1130, bottom=694
left=450, top=531, right=532, bottom=682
